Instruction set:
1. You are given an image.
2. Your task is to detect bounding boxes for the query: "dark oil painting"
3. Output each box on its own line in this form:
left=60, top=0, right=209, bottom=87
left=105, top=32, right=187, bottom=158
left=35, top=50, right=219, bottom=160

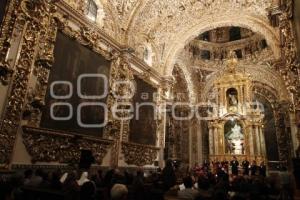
left=40, top=32, right=111, bottom=137
left=129, top=76, right=157, bottom=145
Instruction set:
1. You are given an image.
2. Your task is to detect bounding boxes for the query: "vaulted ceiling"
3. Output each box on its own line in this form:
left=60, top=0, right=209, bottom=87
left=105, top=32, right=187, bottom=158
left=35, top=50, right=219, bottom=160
left=100, top=0, right=280, bottom=74
left=64, top=0, right=287, bottom=102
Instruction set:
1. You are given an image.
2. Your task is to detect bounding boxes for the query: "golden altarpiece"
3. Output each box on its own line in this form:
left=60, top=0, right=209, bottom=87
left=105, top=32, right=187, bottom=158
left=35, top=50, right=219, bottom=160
left=208, top=53, right=266, bottom=163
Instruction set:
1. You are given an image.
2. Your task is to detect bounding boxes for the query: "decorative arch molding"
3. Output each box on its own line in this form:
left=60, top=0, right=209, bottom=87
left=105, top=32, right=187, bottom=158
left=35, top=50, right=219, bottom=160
left=104, top=0, right=144, bottom=43
left=174, top=61, right=197, bottom=104
left=172, top=65, right=191, bottom=103
left=252, top=82, right=280, bottom=105
left=163, top=13, right=280, bottom=76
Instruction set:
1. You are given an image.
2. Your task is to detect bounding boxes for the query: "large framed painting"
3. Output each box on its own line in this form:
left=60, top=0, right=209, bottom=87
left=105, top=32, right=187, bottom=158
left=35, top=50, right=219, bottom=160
left=40, top=32, right=111, bottom=137
left=129, top=76, right=157, bottom=145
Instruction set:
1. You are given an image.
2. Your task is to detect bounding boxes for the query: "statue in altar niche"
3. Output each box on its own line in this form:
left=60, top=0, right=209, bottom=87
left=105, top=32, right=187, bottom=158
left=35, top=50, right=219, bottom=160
left=227, top=88, right=238, bottom=112
left=225, top=120, right=244, bottom=155
left=229, top=94, right=238, bottom=106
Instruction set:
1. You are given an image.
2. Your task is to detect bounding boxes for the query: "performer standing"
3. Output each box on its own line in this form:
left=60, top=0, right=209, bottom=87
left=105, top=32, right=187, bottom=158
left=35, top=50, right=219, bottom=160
left=242, top=158, right=250, bottom=175
left=259, top=161, right=266, bottom=177
left=250, top=160, right=257, bottom=176
left=230, top=156, right=239, bottom=176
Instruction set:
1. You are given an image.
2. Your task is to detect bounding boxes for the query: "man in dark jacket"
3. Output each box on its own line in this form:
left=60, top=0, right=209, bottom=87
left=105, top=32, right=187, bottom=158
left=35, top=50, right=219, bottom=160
left=230, top=156, right=239, bottom=176
left=242, top=158, right=250, bottom=176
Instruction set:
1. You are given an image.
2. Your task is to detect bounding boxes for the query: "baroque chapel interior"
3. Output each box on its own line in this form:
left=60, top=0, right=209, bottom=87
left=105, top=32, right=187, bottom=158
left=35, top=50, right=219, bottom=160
left=0, top=0, right=300, bottom=200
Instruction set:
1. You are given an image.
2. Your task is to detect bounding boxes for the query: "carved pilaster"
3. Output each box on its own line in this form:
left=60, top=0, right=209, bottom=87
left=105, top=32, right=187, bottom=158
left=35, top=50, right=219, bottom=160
left=274, top=102, right=291, bottom=161
left=0, top=0, right=57, bottom=168
left=103, top=54, right=134, bottom=167
left=0, top=0, right=20, bottom=85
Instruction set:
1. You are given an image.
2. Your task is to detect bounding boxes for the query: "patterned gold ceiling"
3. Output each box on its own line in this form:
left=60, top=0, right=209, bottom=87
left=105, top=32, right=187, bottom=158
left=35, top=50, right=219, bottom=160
left=64, top=0, right=287, bottom=102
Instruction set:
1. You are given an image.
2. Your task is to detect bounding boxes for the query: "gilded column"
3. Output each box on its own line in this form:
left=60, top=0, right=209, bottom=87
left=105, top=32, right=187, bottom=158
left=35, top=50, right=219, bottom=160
left=255, top=125, right=261, bottom=155
left=238, top=85, right=242, bottom=113
left=222, top=87, right=226, bottom=114
left=214, top=126, right=219, bottom=155
left=260, top=126, right=266, bottom=156
left=218, top=125, right=224, bottom=155
left=209, top=125, right=214, bottom=155
left=248, top=125, right=254, bottom=155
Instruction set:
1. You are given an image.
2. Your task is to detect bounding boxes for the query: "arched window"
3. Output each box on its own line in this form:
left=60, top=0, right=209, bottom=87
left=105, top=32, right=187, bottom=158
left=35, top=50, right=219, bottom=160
left=86, top=0, right=98, bottom=22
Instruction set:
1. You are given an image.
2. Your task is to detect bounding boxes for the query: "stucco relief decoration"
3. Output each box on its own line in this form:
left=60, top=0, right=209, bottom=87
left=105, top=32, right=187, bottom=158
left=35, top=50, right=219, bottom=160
left=121, top=142, right=159, bottom=166
left=22, top=126, right=113, bottom=164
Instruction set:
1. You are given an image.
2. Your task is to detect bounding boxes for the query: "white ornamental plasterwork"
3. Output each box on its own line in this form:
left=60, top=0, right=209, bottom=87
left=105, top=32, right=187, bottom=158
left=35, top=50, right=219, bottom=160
left=105, top=0, right=142, bottom=43
left=111, top=0, right=140, bottom=22
left=126, top=0, right=279, bottom=74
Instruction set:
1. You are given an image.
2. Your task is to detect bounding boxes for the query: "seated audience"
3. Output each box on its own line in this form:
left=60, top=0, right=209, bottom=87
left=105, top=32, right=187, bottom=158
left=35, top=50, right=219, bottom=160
left=0, top=160, right=296, bottom=200
left=26, top=169, right=43, bottom=187
left=23, top=169, right=33, bottom=186
left=111, top=183, right=128, bottom=200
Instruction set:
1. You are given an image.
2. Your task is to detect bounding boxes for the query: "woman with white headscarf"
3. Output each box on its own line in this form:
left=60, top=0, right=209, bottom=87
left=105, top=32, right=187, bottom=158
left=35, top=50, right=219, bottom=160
left=77, top=171, right=89, bottom=186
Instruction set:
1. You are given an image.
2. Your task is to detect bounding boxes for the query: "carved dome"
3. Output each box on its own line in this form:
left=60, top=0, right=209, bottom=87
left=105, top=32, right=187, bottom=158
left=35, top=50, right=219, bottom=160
left=187, top=26, right=268, bottom=61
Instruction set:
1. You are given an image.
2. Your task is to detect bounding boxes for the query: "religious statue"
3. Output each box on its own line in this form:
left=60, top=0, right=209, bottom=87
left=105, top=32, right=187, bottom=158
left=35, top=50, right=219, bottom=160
left=229, top=93, right=238, bottom=106
left=226, top=123, right=244, bottom=140
left=227, top=88, right=238, bottom=112
left=225, top=122, right=244, bottom=155
left=226, top=51, right=238, bottom=73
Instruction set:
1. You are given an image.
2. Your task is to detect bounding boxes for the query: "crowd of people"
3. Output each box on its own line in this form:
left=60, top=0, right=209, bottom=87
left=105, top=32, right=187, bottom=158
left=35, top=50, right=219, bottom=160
left=0, top=157, right=295, bottom=200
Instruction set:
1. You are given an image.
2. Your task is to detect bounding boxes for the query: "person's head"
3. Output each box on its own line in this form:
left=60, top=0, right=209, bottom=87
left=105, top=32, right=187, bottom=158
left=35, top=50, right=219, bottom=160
left=166, top=159, right=173, bottom=168
left=10, top=173, right=24, bottom=187
left=111, top=184, right=128, bottom=200
left=97, top=169, right=103, bottom=177
left=213, top=190, right=228, bottom=200
left=198, top=176, right=210, bottom=190
left=136, top=168, right=144, bottom=177
left=52, top=170, right=62, bottom=181
left=80, top=181, right=95, bottom=199
left=281, top=166, right=287, bottom=171
left=183, top=176, right=193, bottom=189
left=64, top=171, right=76, bottom=185
left=35, top=169, right=44, bottom=177
left=24, top=169, right=33, bottom=179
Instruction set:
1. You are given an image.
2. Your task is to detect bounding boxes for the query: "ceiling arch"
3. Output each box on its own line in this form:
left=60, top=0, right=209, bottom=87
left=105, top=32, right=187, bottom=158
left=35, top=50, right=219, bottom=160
left=173, top=61, right=197, bottom=104
left=163, top=13, right=280, bottom=76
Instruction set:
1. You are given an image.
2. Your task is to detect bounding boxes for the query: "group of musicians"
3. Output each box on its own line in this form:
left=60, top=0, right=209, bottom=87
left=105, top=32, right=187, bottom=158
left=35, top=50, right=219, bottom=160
left=194, top=156, right=267, bottom=177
